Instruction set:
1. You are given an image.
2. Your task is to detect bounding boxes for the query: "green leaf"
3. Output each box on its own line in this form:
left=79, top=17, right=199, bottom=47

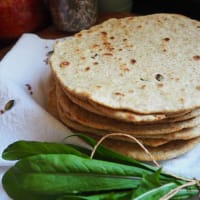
left=74, top=134, right=156, bottom=171
left=15, top=154, right=150, bottom=178
left=10, top=172, right=139, bottom=195
left=3, top=154, right=147, bottom=198
left=132, top=171, right=199, bottom=200
left=2, top=140, right=88, bottom=160
left=74, top=134, right=186, bottom=184
left=57, top=190, right=134, bottom=200
left=0, top=137, right=185, bottom=186
left=132, top=169, right=163, bottom=198
left=2, top=167, right=58, bottom=200
left=133, top=183, right=177, bottom=200
left=2, top=137, right=199, bottom=200
left=57, top=196, right=88, bottom=200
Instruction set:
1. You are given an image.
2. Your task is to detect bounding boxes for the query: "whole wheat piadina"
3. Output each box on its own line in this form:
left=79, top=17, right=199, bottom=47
left=56, top=83, right=200, bottom=135
left=48, top=79, right=200, bottom=159
left=50, top=13, right=200, bottom=114
left=64, top=88, right=200, bottom=124
left=48, top=13, right=200, bottom=161
left=48, top=82, right=200, bottom=146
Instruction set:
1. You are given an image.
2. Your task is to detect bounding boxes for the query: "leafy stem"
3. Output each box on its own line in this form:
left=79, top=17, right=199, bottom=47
left=1, top=134, right=200, bottom=200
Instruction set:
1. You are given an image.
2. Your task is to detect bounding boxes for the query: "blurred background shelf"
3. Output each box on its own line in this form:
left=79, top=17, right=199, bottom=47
left=0, top=0, right=199, bottom=59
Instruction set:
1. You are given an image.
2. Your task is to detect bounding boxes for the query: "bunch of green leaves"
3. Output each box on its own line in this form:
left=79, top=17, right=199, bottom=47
left=1, top=134, right=199, bottom=200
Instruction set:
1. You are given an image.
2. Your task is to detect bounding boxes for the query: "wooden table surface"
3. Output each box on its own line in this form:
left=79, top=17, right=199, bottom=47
left=0, top=12, right=133, bottom=60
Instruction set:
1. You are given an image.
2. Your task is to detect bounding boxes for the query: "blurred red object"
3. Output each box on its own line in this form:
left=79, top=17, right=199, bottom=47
left=0, top=0, right=49, bottom=42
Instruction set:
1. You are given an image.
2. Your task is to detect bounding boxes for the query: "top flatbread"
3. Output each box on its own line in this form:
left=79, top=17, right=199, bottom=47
left=50, top=13, right=200, bottom=114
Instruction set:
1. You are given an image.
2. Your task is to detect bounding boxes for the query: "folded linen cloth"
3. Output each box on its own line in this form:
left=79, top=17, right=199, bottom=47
left=0, top=34, right=199, bottom=199
left=0, top=34, right=83, bottom=199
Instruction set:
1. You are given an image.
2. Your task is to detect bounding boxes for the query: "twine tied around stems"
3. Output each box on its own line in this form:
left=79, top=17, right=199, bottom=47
left=90, top=132, right=200, bottom=200
left=90, top=132, right=160, bottom=167
left=160, top=179, right=200, bottom=200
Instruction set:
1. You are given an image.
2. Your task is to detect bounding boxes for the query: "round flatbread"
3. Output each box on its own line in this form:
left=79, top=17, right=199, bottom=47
left=98, top=136, right=200, bottom=161
left=48, top=85, right=200, bottom=147
left=50, top=13, right=200, bottom=114
left=56, top=83, right=200, bottom=135
left=64, top=87, right=200, bottom=124
left=47, top=79, right=59, bottom=118
left=57, top=101, right=171, bottom=147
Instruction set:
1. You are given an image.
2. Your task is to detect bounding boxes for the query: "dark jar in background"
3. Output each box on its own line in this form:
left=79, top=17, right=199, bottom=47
left=49, top=0, right=98, bottom=32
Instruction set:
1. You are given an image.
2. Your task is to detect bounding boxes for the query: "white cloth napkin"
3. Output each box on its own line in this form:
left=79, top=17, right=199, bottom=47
left=0, top=34, right=199, bottom=199
left=0, top=34, right=83, bottom=199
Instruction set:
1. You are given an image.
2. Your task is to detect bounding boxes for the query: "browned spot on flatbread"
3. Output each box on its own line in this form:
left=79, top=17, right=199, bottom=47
left=179, top=98, right=185, bottom=103
left=193, top=55, right=200, bottom=60
left=157, top=83, right=164, bottom=88
left=93, top=44, right=100, bottom=48
left=128, top=89, right=134, bottom=93
left=103, top=53, right=113, bottom=56
left=103, top=42, right=111, bottom=46
left=130, top=59, right=136, bottom=64
left=59, top=61, right=70, bottom=68
left=140, top=85, right=146, bottom=89
left=114, top=92, right=125, bottom=96
left=96, top=85, right=101, bottom=89
left=85, top=67, right=90, bottom=71
left=76, top=33, right=82, bottom=37
left=101, top=31, right=108, bottom=37
left=120, top=65, right=130, bottom=72
left=163, top=37, right=170, bottom=41
left=196, top=86, right=200, bottom=91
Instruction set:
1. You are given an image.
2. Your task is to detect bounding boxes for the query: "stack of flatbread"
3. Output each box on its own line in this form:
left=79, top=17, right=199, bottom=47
left=48, top=13, right=200, bottom=161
